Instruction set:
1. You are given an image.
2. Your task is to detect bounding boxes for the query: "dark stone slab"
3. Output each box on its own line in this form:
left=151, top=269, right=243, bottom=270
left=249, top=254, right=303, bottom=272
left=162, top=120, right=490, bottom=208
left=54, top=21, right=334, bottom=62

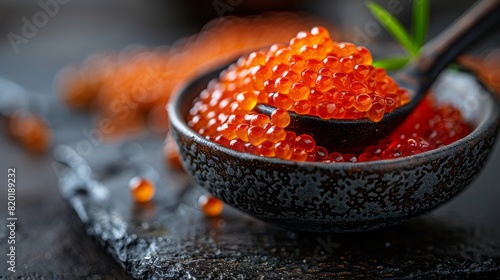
left=53, top=139, right=500, bottom=279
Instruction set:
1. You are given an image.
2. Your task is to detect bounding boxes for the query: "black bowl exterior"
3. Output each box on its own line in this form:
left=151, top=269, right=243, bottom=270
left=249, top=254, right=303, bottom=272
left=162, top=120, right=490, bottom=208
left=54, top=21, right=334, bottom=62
left=168, top=67, right=500, bottom=233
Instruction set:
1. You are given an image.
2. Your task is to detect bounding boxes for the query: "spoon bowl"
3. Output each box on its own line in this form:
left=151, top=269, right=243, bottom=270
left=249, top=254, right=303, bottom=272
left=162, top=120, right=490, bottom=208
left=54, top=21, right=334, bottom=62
left=169, top=66, right=500, bottom=232
left=255, top=103, right=411, bottom=151
left=257, top=0, right=499, bottom=151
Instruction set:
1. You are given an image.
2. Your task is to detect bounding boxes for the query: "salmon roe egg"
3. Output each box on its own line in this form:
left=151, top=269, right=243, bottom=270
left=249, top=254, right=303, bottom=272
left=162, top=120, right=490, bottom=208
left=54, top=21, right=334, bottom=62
left=289, top=83, right=310, bottom=101
left=295, top=134, right=316, bottom=152
left=275, top=141, right=293, bottom=159
left=199, top=194, right=224, bottom=217
left=129, top=176, right=155, bottom=203
left=236, top=91, right=257, bottom=111
left=266, top=125, right=287, bottom=143
left=247, top=126, right=267, bottom=146
left=293, top=99, right=312, bottom=114
left=271, top=108, right=291, bottom=128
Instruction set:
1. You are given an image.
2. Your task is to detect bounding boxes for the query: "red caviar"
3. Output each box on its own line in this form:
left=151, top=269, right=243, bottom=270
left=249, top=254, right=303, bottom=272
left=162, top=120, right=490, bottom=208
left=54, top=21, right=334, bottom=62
left=199, top=194, right=224, bottom=217
left=186, top=26, right=472, bottom=162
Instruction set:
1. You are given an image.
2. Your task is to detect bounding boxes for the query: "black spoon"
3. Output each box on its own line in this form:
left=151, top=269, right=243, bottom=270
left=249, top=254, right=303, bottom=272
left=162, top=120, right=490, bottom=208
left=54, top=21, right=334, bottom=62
left=256, top=0, right=500, bottom=151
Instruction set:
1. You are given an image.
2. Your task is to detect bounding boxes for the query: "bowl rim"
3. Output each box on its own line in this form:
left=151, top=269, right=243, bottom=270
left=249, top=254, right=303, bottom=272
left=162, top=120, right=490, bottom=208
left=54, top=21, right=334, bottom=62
left=168, top=67, right=500, bottom=170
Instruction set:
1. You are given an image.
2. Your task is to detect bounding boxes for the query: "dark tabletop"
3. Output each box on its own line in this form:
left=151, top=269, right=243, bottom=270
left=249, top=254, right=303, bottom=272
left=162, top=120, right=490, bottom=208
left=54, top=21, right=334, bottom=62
left=1, top=1, right=499, bottom=279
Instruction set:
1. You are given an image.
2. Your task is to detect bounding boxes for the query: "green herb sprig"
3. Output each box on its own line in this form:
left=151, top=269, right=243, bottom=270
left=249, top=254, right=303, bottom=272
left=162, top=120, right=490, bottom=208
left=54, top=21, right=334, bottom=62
left=366, top=0, right=429, bottom=70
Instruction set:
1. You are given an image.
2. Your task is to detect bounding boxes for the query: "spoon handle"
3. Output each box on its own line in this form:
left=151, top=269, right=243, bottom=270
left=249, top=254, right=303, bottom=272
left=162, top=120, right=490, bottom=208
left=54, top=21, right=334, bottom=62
left=409, top=0, right=500, bottom=92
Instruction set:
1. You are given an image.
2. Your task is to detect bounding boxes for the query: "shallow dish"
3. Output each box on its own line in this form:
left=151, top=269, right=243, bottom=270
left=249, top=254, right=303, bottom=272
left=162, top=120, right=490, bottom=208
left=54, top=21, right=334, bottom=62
left=168, top=65, right=500, bottom=232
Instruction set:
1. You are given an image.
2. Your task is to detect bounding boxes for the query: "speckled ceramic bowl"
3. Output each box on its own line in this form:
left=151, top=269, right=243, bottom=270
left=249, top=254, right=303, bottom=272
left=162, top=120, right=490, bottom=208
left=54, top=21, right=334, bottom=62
left=168, top=66, right=500, bottom=233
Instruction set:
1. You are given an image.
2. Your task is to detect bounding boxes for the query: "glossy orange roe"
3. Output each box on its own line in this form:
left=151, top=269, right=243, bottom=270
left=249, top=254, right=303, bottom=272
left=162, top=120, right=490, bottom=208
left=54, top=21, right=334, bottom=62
left=6, top=112, right=52, bottom=154
left=187, top=26, right=472, bottom=162
left=129, top=176, right=156, bottom=203
left=199, top=194, right=224, bottom=217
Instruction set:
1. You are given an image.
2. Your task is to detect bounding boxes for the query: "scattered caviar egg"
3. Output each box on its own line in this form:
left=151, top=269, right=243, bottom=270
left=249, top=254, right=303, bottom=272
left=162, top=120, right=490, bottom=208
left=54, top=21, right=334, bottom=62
left=186, top=26, right=472, bottom=163
left=199, top=194, right=224, bottom=217
left=7, top=112, right=52, bottom=154
left=129, top=176, right=155, bottom=203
